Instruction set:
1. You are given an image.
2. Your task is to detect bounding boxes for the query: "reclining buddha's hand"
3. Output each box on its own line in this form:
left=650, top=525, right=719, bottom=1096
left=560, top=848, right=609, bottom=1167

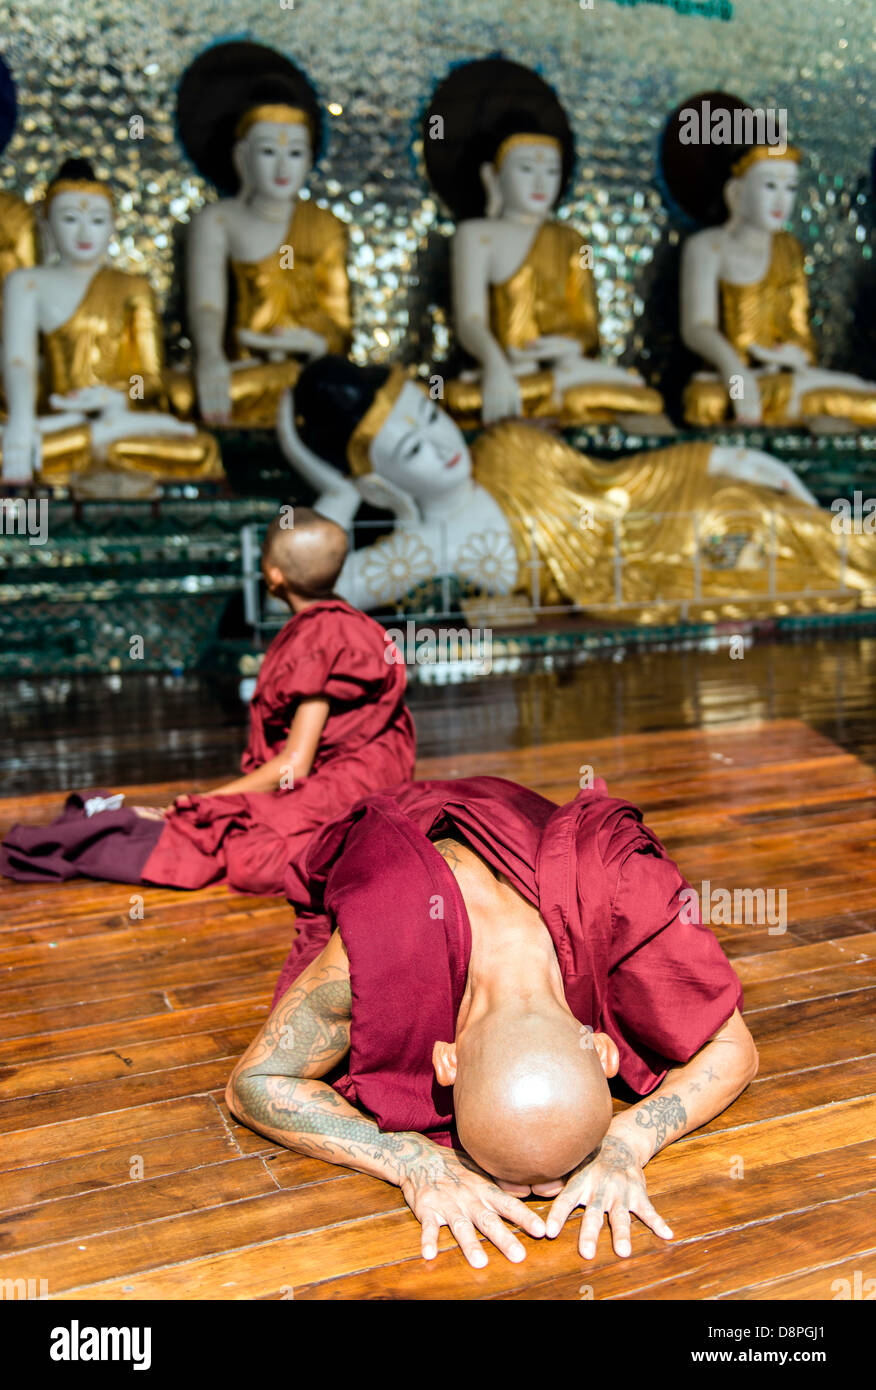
left=399, top=1140, right=546, bottom=1268
left=544, top=1133, right=673, bottom=1260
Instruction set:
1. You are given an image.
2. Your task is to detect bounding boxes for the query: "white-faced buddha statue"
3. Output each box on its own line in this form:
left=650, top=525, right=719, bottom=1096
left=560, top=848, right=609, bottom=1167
left=664, top=91, right=876, bottom=428
left=422, top=57, right=666, bottom=430
left=1, top=158, right=221, bottom=491
left=172, top=40, right=351, bottom=428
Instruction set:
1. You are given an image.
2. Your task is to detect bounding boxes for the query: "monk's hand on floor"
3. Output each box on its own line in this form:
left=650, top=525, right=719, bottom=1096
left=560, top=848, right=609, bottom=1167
left=544, top=1133, right=673, bottom=1261
left=399, top=1144, right=546, bottom=1269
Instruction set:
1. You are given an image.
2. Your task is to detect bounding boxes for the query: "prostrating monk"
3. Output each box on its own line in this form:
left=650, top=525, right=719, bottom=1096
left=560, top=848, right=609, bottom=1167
left=0, top=510, right=416, bottom=899
left=227, top=776, right=757, bottom=1268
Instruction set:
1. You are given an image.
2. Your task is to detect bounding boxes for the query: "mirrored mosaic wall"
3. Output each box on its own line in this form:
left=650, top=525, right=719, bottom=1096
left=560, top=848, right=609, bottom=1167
left=2, top=0, right=873, bottom=383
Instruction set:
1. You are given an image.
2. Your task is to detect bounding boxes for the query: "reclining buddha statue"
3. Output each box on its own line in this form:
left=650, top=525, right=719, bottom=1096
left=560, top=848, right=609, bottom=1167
left=276, top=356, right=875, bottom=625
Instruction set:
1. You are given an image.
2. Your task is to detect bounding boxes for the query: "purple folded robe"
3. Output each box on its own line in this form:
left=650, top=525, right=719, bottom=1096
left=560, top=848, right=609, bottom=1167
left=0, top=792, right=165, bottom=883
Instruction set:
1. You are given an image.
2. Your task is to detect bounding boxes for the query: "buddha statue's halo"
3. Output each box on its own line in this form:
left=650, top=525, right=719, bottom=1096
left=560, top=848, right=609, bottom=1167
left=0, top=51, right=18, bottom=160
left=176, top=39, right=324, bottom=196
left=422, top=55, right=575, bottom=221
left=659, top=89, right=802, bottom=229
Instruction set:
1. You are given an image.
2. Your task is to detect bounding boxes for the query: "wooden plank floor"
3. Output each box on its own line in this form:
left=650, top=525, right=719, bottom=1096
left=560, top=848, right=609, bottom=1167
left=1, top=718, right=875, bottom=1300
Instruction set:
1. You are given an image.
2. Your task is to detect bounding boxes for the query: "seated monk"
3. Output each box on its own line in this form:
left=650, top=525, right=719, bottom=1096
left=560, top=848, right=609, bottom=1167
left=0, top=509, right=416, bottom=899
left=226, top=776, right=757, bottom=1267
left=423, top=57, right=666, bottom=430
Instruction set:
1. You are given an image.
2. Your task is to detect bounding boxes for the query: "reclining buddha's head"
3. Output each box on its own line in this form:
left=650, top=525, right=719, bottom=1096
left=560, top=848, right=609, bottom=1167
left=293, top=355, right=473, bottom=504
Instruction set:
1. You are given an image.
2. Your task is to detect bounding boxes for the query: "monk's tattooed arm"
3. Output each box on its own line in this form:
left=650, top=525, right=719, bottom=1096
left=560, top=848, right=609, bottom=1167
left=605, top=1009, right=757, bottom=1166
left=633, top=1094, right=687, bottom=1156
left=227, top=945, right=461, bottom=1189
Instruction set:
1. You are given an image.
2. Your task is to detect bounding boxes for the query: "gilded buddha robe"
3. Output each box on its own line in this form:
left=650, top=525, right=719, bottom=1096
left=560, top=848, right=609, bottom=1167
left=4, top=265, right=223, bottom=486
left=684, top=231, right=876, bottom=427
left=0, top=192, right=38, bottom=412
left=445, top=221, right=664, bottom=428
left=470, top=421, right=876, bottom=623
left=0, top=191, right=37, bottom=286
left=168, top=200, right=351, bottom=427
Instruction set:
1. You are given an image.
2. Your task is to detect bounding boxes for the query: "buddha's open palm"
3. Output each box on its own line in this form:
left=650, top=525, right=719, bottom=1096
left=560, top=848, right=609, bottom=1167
left=238, top=326, right=326, bottom=359
left=748, top=342, right=810, bottom=370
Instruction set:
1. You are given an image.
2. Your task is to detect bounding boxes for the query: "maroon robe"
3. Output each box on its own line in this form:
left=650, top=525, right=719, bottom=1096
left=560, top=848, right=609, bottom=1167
left=272, top=776, right=743, bottom=1144
left=1, top=601, right=416, bottom=897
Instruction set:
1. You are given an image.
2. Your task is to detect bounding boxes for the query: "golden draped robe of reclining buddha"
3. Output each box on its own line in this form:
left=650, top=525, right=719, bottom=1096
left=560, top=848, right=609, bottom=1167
left=280, top=356, right=876, bottom=627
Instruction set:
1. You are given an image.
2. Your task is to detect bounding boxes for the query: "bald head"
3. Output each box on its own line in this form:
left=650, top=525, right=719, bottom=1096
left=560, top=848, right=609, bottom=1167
left=453, top=1003, right=612, bottom=1185
left=262, top=507, right=348, bottom=600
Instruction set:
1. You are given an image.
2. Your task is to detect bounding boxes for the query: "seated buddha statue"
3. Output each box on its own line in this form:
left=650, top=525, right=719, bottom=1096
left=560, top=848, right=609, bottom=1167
left=663, top=91, right=876, bottom=428
left=0, top=159, right=222, bottom=491
left=276, top=356, right=876, bottom=626
left=422, top=57, right=666, bottom=430
left=171, top=40, right=351, bottom=428
left=0, top=60, right=38, bottom=410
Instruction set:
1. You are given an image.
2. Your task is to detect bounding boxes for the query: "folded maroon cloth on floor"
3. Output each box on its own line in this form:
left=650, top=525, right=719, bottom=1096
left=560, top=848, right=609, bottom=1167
left=0, top=791, right=165, bottom=883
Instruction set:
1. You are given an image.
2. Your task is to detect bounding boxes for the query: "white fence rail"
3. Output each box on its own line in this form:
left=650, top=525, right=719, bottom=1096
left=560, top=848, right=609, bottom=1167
left=242, top=508, right=854, bottom=639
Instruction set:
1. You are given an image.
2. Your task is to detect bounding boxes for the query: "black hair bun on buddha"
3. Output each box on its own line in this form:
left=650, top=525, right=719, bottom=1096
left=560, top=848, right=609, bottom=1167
left=660, top=90, right=769, bottom=227
left=176, top=40, right=323, bottom=195
left=294, top=355, right=391, bottom=474
left=52, top=157, right=100, bottom=184
left=423, top=55, right=575, bottom=221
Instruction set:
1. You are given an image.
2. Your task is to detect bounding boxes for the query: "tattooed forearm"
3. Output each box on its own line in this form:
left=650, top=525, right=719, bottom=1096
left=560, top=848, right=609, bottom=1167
left=230, top=1073, right=451, bottom=1188
left=239, top=967, right=351, bottom=1081
left=633, top=1093, right=688, bottom=1156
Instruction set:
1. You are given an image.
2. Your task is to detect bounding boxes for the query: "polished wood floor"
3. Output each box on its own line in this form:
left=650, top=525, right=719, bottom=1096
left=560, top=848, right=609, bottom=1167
left=0, top=639, right=875, bottom=1300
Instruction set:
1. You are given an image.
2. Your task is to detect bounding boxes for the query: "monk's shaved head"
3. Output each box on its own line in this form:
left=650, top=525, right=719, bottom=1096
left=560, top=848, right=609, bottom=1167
left=262, top=507, right=348, bottom=599
left=454, top=1003, right=612, bottom=1185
